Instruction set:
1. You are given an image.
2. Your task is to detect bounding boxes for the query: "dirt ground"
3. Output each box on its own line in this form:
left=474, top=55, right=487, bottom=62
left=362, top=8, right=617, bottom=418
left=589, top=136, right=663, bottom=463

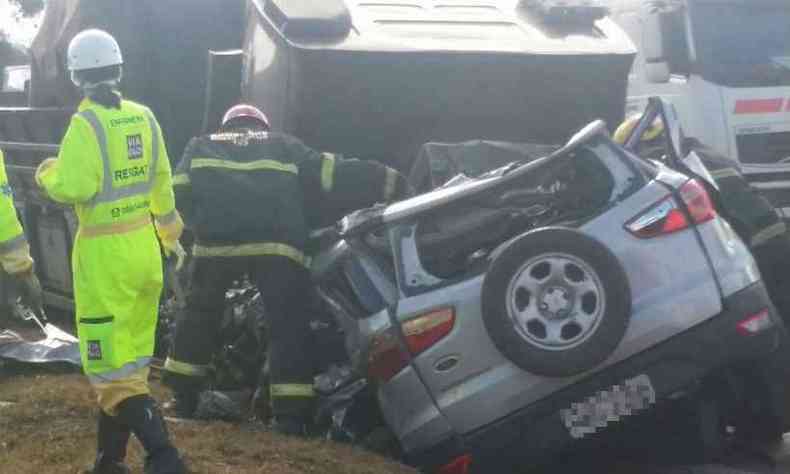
left=0, top=372, right=416, bottom=474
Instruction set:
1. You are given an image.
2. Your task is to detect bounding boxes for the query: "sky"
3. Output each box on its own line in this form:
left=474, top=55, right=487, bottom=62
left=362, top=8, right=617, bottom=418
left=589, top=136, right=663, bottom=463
left=0, top=0, right=42, bottom=47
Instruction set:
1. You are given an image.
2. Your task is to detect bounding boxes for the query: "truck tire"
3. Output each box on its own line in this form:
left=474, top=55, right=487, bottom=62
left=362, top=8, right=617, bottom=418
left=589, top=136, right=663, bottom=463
left=482, top=227, right=631, bottom=377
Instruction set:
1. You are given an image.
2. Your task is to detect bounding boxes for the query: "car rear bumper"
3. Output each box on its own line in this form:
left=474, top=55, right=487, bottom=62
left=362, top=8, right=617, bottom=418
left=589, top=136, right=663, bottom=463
left=406, top=281, right=789, bottom=472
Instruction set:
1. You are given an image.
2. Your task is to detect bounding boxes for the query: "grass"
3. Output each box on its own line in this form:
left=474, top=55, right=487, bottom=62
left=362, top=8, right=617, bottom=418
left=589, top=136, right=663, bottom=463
left=0, top=372, right=417, bottom=474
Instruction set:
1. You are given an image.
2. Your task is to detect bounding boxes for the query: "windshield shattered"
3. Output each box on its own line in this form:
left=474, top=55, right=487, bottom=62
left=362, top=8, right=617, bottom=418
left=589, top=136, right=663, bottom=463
left=691, top=3, right=790, bottom=87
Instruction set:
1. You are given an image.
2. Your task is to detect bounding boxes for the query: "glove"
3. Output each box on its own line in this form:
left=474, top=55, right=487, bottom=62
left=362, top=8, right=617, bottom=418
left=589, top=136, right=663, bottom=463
left=15, top=270, right=43, bottom=313
left=35, top=157, right=57, bottom=186
left=164, top=239, right=186, bottom=272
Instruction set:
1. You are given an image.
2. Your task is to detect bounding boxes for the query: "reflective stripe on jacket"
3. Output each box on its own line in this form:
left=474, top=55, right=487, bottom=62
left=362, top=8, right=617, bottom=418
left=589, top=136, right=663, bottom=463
left=173, top=131, right=315, bottom=254
left=173, top=130, right=411, bottom=255
left=299, top=154, right=411, bottom=229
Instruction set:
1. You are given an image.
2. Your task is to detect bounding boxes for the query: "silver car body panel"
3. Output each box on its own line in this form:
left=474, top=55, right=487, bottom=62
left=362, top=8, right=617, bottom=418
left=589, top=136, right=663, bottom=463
left=388, top=167, right=743, bottom=438
left=333, top=129, right=759, bottom=454
left=697, top=218, right=761, bottom=297
left=377, top=366, right=456, bottom=453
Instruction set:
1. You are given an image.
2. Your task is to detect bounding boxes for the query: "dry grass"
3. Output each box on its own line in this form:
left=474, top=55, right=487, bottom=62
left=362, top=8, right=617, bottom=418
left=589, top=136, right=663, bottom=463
left=0, top=373, right=417, bottom=474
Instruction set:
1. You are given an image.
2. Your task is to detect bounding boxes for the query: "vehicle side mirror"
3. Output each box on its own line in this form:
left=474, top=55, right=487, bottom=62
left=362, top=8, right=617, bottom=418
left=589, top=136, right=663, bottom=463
left=642, top=10, right=664, bottom=62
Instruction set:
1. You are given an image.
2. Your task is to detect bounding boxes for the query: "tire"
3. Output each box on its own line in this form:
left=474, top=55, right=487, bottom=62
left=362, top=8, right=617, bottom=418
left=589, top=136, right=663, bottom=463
left=482, top=227, right=631, bottom=377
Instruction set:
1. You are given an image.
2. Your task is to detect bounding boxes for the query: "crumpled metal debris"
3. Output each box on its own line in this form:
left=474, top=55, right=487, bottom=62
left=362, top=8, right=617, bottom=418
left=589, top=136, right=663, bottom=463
left=193, top=389, right=253, bottom=422
left=315, top=364, right=356, bottom=395
left=314, top=364, right=382, bottom=444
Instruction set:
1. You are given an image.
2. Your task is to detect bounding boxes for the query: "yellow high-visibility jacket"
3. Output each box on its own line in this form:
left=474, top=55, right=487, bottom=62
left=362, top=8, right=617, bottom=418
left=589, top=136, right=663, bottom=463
left=36, top=97, right=183, bottom=413
left=37, top=98, right=182, bottom=242
left=0, top=149, right=33, bottom=275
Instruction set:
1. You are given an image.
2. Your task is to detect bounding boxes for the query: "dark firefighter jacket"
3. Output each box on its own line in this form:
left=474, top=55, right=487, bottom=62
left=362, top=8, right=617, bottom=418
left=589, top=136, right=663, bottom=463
left=173, top=130, right=409, bottom=264
left=682, top=138, right=787, bottom=250
left=682, top=138, right=790, bottom=318
left=299, top=153, right=411, bottom=229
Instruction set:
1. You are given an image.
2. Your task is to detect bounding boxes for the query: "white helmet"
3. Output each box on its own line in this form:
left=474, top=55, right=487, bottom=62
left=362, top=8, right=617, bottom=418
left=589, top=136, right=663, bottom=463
left=67, top=29, right=123, bottom=73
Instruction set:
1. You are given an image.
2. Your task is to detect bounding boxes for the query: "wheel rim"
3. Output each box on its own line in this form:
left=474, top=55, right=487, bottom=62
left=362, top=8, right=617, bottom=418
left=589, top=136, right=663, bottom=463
left=505, top=252, right=606, bottom=351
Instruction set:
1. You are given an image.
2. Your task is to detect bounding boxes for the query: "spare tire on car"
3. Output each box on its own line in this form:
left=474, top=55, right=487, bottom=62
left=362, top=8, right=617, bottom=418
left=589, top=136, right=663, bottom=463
left=482, top=227, right=631, bottom=377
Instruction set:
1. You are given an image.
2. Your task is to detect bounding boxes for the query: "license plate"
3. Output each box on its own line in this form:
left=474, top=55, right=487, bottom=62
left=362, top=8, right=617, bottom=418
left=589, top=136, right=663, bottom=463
left=560, top=374, right=656, bottom=439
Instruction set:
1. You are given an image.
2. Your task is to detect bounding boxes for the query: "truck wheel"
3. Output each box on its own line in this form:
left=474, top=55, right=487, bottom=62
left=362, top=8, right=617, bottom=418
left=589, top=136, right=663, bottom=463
left=482, top=228, right=631, bottom=377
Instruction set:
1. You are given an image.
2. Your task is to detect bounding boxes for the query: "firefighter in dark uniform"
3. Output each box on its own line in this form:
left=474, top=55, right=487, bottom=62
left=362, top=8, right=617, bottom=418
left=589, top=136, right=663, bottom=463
left=162, top=104, right=409, bottom=434
left=615, top=115, right=790, bottom=322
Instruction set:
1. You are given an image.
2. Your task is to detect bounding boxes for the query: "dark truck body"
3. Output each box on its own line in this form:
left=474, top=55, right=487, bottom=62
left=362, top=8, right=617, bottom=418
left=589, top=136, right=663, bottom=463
left=0, top=0, right=635, bottom=312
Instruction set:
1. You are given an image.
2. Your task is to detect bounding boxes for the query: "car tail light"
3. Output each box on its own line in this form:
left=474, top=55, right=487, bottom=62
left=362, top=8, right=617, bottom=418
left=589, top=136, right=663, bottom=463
left=438, top=454, right=473, bottom=474
left=403, top=307, right=455, bottom=355
left=367, top=308, right=455, bottom=383
left=626, top=179, right=716, bottom=239
left=367, top=329, right=410, bottom=383
left=737, top=309, right=774, bottom=336
left=679, top=179, right=716, bottom=224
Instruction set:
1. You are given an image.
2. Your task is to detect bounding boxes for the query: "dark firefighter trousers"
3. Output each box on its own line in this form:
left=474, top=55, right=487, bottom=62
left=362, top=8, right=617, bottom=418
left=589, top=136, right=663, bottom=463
left=168, top=255, right=314, bottom=419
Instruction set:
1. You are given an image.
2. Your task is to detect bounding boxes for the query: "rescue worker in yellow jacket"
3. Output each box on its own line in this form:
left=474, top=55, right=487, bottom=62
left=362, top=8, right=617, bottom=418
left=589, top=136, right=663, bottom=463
left=0, top=149, right=42, bottom=313
left=35, top=29, right=186, bottom=474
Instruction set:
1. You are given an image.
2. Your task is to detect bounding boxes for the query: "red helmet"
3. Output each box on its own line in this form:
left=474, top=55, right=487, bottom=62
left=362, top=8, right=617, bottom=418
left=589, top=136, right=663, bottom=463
left=221, top=104, right=270, bottom=130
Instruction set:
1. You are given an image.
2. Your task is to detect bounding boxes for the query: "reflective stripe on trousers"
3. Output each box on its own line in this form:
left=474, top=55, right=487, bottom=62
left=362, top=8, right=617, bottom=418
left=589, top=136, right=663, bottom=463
left=172, top=173, right=190, bottom=186
left=270, top=383, right=315, bottom=398
left=163, top=357, right=211, bottom=377
left=78, top=109, right=159, bottom=205
left=751, top=222, right=788, bottom=248
left=193, top=242, right=307, bottom=266
left=709, top=167, right=741, bottom=180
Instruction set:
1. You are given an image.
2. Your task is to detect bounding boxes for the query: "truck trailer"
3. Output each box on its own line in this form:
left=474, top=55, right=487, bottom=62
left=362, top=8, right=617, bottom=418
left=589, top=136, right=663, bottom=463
left=0, top=0, right=635, bottom=314
left=610, top=0, right=790, bottom=216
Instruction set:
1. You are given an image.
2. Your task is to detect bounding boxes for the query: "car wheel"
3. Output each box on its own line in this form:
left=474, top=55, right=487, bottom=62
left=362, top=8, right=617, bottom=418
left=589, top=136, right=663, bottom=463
left=482, top=227, right=631, bottom=377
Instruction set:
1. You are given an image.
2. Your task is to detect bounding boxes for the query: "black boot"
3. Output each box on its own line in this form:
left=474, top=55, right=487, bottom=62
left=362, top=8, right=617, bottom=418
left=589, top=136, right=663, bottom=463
left=161, top=372, right=203, bottom=419
left=86, top=411, right=131, bottom=474
left=269, top=386, right=315, bottom=438
left=167, top=391, right=200, bottom=419
left=116, top=395, right=187, bottom=474
left=271, top=415, right=309, bottom=437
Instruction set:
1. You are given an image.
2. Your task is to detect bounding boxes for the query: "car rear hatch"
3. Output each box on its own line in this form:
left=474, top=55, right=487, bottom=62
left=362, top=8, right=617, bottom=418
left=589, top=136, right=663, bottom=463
left=386, top=140, right=732, bottom=441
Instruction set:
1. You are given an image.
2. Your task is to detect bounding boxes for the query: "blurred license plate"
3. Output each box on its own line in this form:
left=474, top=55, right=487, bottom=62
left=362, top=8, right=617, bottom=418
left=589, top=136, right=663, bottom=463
left=560, top=374, right=656, bottom=439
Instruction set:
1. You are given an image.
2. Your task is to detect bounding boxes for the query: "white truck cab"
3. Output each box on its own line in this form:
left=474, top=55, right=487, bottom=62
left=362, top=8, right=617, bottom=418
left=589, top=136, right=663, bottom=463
left=611, top=0, right=790, bottom=214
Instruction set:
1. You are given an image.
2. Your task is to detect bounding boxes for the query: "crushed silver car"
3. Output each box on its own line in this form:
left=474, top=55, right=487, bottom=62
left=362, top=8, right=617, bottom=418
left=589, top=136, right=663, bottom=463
left=310, top=119, right=790, bottom=472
